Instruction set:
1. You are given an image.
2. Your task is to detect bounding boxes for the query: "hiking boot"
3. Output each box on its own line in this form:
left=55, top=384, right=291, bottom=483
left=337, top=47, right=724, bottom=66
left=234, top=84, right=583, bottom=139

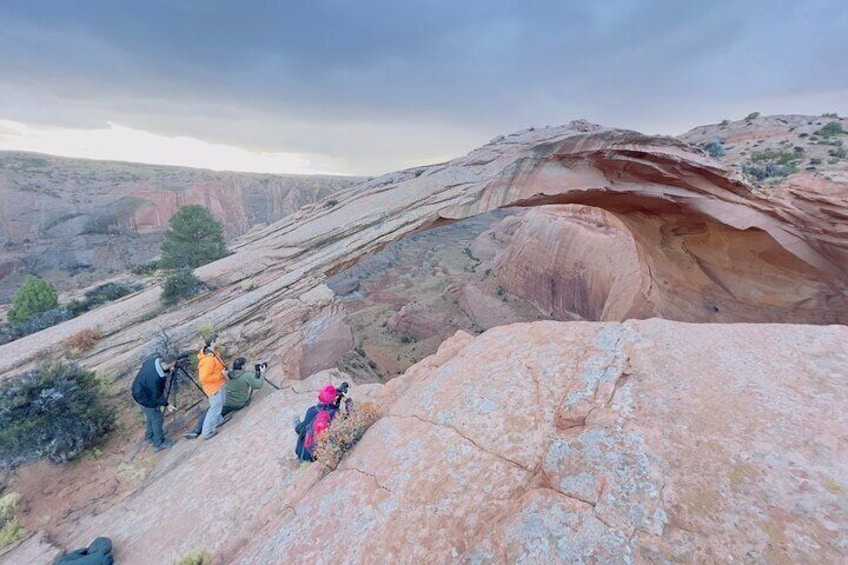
left=201, top=430, right=218, bottom=440
left=154, top=439, right=174, bottom=452
left=219, top=414, right=233, bottom=426
left=183, top=431, right=200, bottom=439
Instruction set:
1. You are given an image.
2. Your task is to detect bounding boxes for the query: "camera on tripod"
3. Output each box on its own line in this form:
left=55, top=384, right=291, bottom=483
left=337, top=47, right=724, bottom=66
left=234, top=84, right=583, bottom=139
left=333, top=381, right=351, bottom=411
left=172, top=353, right=192, bottom=371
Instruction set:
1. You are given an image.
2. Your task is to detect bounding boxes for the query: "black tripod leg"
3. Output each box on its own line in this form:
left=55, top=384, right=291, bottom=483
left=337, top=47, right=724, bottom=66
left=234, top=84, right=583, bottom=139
left=176, top=367, right=208, bottom=398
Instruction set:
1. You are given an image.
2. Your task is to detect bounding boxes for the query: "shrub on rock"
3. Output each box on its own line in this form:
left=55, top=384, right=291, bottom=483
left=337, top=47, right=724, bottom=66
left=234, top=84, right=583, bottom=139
left=7, top=276, right=58, bottom=326
left=161, top=268, right=205, bottom=305
left=0, top=363, right=115, bottom=468
left=313, top=401, right=382, bottom=468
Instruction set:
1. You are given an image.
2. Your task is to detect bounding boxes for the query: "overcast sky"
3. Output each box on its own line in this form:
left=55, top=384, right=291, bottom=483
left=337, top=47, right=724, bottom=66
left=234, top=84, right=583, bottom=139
left=0, top=0, right=846, bottom=175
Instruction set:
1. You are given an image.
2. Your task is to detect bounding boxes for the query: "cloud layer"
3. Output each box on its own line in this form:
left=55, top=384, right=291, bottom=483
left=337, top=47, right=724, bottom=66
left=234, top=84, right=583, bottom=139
left=1, top=1, right=846, bottom=174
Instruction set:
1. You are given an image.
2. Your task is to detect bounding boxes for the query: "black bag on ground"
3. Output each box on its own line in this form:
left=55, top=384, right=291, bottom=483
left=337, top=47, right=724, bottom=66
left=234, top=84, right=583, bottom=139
left=53, top=536, right=114, bottom=565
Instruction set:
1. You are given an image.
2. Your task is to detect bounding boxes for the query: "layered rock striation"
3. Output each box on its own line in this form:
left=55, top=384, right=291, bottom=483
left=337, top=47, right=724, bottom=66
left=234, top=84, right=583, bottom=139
left=1, top=120, right=846, bottom=381
left=16, top=320, right=846, bottom=563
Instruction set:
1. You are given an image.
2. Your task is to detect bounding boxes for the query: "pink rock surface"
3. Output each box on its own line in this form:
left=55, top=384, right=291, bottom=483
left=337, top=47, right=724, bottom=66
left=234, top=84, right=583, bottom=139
left=0, top=120, right=846, bottom=564
left=228, top=320, right=847, bottom=563
left=3, top=320, right=845, bottom=563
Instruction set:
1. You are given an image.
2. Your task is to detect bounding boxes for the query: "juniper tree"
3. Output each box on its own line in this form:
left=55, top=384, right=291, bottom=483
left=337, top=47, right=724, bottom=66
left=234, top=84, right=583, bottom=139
left=159, top=205, right=228, bottom=269
left=7, top=275, right=58, bottom=326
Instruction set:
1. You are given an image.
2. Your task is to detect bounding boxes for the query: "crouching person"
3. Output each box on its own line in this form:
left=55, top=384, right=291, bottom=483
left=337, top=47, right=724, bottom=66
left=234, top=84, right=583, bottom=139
left=197, top=334, right=229, bottom=439
left=294, top=384, right=340, bottom=461
left=184, top=357, right=266, bottom=439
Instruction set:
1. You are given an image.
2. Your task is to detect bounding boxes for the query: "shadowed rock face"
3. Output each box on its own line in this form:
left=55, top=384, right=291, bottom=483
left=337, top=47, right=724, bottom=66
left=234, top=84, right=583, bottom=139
left=0, top=151, right=361, bottom=301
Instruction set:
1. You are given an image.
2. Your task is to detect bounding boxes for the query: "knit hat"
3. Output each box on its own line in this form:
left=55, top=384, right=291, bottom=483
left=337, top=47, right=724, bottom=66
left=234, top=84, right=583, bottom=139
left=318, top=385, right=337, bottom=404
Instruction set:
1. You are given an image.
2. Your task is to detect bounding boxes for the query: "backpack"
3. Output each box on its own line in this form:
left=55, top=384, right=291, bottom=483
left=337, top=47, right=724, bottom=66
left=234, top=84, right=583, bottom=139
left=295, top=404, right=337, bottom=461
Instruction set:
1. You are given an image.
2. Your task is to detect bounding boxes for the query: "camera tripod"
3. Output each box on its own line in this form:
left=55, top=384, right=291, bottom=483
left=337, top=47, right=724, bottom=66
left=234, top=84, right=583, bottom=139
left=164, top=364, right=207, bottom=411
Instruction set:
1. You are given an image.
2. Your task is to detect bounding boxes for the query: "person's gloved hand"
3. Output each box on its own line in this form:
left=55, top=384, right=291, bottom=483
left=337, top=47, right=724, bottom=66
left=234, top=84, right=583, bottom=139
left=166, top=404, right=178, bottom=413
left=291, top=415, right=301, bottom=431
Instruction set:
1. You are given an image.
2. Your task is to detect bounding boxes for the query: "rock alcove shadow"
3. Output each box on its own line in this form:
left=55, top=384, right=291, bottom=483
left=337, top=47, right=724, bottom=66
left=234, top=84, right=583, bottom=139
left=322, top=195, right=844, bottom=383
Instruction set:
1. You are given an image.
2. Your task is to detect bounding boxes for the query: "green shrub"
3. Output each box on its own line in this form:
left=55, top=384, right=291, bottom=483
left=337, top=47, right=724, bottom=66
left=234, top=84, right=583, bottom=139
left=131, top=260, right=159, bottom=276
left=85, top=282, right=141, bottom=306
left=160, top=205, right=229, bottom=269
left=161, top=269, right=205, bottom=306
left=7, top=276, right=58, bottom=326
left=745, top=112, right=760, bottom=121
left=701, top=138, right=726, bottom=158
left=828, top=146, right=847, bottom=159
left=0, top=362, right=116, bottom=468
left=9, top=307, right=73, bottom=337
left=313, top=401, right=382, bottom=468
left=742, top=148, right=802, bottom=182
left=815, top=121, right=846, bottom=138
left=69, top=282, right=143, bottom=316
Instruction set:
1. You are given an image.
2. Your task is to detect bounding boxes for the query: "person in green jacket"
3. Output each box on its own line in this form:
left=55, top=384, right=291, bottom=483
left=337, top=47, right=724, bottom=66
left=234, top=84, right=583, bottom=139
left=183, top=357, right=265, bottom=439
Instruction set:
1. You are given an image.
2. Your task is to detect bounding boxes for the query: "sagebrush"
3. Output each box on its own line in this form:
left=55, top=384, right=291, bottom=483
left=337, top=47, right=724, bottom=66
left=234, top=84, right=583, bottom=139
left=313, top=401, right=382, bottom=468
left=68, top=282, right=142, bottom=316
left=0, top=362, right=115, bottom=468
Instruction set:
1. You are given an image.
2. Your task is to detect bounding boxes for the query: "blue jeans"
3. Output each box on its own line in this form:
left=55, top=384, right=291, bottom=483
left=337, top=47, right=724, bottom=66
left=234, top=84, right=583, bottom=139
left=141, top=405, right=165, bottom=447
left=201, top=389, right=225, bottom=438
left=190, top=405, right=237, bottom=434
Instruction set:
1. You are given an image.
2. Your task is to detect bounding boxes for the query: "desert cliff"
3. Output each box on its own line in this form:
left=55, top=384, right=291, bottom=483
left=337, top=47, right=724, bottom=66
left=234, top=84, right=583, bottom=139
left=0, top=151, right=361, bottom=301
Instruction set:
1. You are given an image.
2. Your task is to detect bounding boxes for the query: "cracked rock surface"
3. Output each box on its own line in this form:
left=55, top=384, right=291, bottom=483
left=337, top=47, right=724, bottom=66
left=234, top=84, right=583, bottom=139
left=230, top=320, right=847, bottom=564
left=5, top=320, right=844, bottom=563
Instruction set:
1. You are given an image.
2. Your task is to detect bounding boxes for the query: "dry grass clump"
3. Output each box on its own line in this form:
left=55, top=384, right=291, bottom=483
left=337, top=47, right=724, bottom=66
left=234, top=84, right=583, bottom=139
left=172, top=549, right=212, bottom=565
left=0, top=492, right=26, bottom=548
left=64, top=328, right=101, bottom=355
left=313, top=401, right=382, bottom=468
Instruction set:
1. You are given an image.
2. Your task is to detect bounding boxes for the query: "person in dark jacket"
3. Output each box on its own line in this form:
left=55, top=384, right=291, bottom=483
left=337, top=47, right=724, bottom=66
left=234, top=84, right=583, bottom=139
left=131, top=354, right=177, bottom=452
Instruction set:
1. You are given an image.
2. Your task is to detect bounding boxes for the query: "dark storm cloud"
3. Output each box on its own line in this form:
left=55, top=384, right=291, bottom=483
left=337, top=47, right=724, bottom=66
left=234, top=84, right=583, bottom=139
left=1, top=0, right=846, bottom=173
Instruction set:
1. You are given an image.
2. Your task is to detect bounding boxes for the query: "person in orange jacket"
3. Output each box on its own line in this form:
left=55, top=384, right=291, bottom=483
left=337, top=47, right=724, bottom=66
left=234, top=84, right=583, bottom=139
left=197, top=334, right=229, bottom=439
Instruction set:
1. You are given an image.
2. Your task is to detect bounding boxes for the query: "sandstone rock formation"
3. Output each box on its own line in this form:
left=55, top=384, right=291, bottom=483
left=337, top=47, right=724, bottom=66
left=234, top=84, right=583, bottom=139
left=0, top=151, right=361, bottom=301
left=3, top=119, right=845, bottom=380
left=0, top=119, right=846, bottom=563
left=10, top=321, right=845, bottom=563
